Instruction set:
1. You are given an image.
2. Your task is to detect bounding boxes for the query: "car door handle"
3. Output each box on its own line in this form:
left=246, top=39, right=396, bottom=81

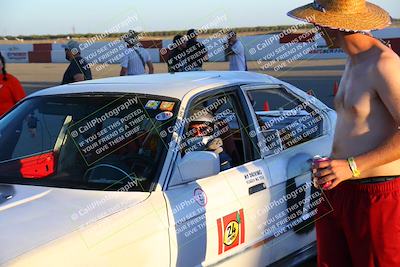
left=249, top=183, right=267, bottom=195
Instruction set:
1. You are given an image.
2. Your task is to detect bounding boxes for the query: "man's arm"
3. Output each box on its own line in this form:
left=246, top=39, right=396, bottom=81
left=224, top=42, right=233, bottom=55
left=120, top=67, right=128, bottom=76
left=120, top=54, right=129, bottom=76
left=142, top=49, right=154, bottom=74
left=147, top=61, right=154, bottom=74
left=73, top=73, right=85, bottom=82
left=230, top=41, right=244, bottom=56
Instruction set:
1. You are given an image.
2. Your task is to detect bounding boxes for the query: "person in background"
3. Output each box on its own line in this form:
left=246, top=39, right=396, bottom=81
left=185, top=29, right=208, bottom=71
left=167, top=34, right=188, bottom=73
left=61, top=40, right=92, bottom=84
left=225, top=31, right=247, bottom=71
left=120, top=30, right=154, bottom=76
left=0, top=52, right=26, bottom=116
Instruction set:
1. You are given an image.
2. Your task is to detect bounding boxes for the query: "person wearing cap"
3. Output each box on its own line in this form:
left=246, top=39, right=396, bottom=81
left=120, top=30, right=154, bottom=76
left=185, top=109, right=232, bottom=171
left=0, top=52, right=26, bottom=116
left=61, top=40, right=92, bottom=84
left=224, top=31, right=247, bottom=71
left=167, top=34, right=188, bottom=73
left=288, top=1, right=400, bottom=266
left=184, top=29, right=208, bottom=71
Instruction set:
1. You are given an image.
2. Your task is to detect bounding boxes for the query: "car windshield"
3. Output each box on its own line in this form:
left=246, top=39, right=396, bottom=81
left=0, top=94, right=179, bottom=192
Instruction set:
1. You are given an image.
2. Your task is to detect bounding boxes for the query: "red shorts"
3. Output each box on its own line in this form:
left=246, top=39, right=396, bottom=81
left=316, top=177, right=400, bottom=267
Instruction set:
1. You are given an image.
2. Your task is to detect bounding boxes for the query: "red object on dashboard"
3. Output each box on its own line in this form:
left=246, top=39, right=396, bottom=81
left=20, top=152, right=55, bottom=179
left=263, top=101, right=270, bottom=111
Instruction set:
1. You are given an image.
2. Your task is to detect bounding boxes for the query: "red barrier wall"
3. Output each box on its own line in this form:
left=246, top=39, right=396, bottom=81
left=29, top=43, right=52, bottom=63
left=280, top=33, right=316, bottom=44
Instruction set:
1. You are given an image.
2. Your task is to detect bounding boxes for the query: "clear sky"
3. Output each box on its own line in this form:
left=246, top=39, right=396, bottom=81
left=1, top=0, right=399, bottom=36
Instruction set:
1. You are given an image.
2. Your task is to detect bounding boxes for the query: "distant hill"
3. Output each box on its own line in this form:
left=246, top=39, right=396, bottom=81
left=1, top=19, right=399, bottom=42
left=1, top=25, right=313, bottom=41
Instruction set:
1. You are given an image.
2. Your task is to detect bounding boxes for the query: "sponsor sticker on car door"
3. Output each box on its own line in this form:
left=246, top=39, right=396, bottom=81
left=217, top=209, right=245, bottom=254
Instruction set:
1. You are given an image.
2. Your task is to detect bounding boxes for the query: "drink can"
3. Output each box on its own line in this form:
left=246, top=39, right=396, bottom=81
left=313, top=155, right=332, bottom=189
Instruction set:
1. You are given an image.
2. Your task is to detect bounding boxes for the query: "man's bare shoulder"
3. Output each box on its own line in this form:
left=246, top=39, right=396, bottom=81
left=375, top=46, right=400, bottom=74
left=371, top=45, right=400, bottom=124
left=373, top=46, right=400, bottom=87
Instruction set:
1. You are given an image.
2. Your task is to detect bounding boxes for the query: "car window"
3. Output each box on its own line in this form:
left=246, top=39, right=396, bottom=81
left=180, top=91, right=254, bottom=172
left=249, top=89, right=300, bottom=111
left=0, top=94, right=179, bottom=192
left=247, top=88, right=324, bottom=156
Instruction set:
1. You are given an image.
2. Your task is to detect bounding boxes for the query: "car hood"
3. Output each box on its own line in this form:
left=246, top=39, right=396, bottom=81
left=0, top=184, right=149, bottom=264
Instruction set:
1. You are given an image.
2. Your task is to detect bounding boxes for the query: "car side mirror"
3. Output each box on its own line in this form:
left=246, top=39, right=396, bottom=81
left=170, top=151, right=220, bottom=186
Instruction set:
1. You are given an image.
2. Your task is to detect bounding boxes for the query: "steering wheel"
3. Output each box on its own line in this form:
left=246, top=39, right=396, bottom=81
left=129, top=154, right=156, bottom=183
left=83, top=163, right=136, bottom=186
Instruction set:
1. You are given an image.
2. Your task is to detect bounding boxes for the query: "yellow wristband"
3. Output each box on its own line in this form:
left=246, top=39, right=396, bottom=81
left=347, top=157, right=361, bottom=178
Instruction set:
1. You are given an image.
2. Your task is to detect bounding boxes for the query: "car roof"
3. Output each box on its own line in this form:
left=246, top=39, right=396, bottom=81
left=28, top=71, right=280, bottom=100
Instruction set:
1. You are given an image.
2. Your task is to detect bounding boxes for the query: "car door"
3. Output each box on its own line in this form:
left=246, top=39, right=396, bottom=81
left=239, top=83, right=336, bottom=265
left=164, top=86, right=274, bottom=267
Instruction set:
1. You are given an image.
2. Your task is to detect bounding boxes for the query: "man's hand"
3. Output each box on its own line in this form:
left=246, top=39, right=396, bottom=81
left=147, top=61, right=154, bottom=74
left=313, top=159, right=354, bottom=190
left=73, top=73, right=85, bottom=82
left=120, top=67, right=128, bottom=76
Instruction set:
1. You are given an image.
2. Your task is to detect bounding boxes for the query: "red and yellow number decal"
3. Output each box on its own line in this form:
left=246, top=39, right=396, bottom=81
left=217, top=209, right=245, bottom=254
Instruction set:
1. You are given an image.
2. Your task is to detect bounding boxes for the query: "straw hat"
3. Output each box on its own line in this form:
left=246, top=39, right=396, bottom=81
left=288, top=0, right=392, bottom=32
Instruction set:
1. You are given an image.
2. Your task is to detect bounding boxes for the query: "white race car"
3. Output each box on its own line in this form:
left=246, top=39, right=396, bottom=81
left=0, top=71, right=336, bottom=267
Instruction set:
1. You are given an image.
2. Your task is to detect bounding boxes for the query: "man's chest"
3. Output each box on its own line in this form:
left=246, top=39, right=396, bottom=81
left=335, top=66, right=376, bottom=116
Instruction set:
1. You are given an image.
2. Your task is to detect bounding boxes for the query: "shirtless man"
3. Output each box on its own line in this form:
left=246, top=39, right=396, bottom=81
left=288, top=1, right=400, bottom=266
